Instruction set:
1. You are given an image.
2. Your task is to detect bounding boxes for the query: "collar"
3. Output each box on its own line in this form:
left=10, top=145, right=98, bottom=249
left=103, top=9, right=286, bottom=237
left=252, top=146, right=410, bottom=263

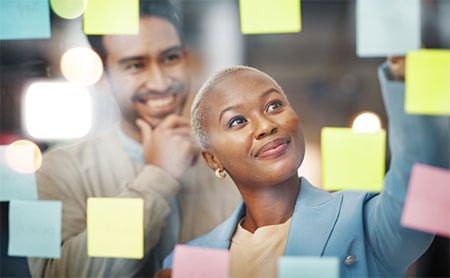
left=114, top=124, right=144, bottom=164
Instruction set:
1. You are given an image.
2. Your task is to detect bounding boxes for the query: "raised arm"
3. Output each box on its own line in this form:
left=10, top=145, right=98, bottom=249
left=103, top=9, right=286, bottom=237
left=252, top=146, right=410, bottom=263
left=365, top=60, right=449, bottom=272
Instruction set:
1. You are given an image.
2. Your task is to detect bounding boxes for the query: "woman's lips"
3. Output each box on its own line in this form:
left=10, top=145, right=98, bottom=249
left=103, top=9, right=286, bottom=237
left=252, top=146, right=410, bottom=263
left=255, top=138, right=289, bottom=159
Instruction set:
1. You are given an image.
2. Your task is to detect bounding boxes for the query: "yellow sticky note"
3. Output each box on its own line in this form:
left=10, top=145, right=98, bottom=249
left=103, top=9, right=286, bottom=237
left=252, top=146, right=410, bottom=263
left=321, top=127, right=386, bottom=192
left=87, top=198, right=143, bottom=259
left=83, top=0, right=138, bottom=34
left=239, top=0, right=301, bottom=34
left=405, top=49, right=450, bottom=115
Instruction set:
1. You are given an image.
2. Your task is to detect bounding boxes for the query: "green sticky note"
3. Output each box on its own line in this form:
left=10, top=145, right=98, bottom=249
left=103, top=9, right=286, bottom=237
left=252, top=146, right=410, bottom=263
left=278, top=256, right=339, bottom=278
left=87, top=198, right=144, bottom=259
left=83, top=0, right=138, bottom=34
left=239, top=0, right=301, bottom=34
left=8, top=200, right=62, bottom=258
left=321, top=127, right=386, bottom=192
left=405, top=49, right=450, bottom=115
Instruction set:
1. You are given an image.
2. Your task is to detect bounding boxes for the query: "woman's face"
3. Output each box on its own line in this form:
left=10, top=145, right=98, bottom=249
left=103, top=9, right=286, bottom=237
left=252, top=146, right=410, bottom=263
left=202, top=70, right=305, bottom=188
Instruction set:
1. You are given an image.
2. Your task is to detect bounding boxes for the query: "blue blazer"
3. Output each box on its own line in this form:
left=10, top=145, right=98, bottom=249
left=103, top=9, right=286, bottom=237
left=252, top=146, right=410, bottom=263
left=163, top=63, right=450, bottom=277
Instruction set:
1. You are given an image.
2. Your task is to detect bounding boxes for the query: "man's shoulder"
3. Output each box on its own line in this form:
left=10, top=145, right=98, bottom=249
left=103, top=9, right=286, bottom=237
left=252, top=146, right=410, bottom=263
left=43, top=128, right=120, bottom=160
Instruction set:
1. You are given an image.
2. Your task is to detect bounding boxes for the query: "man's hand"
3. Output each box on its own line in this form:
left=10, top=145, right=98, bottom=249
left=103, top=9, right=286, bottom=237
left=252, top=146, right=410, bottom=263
left=136, top=115, right=199, bottom=180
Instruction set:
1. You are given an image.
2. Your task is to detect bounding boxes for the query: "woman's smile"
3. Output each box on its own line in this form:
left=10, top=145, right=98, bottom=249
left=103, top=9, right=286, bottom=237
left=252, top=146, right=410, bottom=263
left=254, top=138, right=290, bottom=159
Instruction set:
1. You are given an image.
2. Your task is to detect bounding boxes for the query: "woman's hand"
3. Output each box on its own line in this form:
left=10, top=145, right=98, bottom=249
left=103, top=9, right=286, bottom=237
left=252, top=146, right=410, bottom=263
left=154, top=268, right=172, bottom=278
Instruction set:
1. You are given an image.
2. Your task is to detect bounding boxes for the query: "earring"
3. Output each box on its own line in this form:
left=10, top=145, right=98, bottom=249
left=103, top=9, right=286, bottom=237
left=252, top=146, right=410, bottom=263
left=215, top=168, right=226, bottom=180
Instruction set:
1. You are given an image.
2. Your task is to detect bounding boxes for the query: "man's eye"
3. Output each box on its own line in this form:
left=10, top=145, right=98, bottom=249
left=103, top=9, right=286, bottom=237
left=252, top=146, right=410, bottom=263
left=125, top=63, right=144, bottom=70
left=228, top=116, right=247, bottom=128
left=266, top=100, right=282, bottom=113
left=163, top=52, right=182, bottom=64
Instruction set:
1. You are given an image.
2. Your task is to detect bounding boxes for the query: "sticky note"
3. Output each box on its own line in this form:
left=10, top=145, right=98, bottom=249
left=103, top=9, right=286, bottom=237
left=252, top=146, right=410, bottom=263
left=278, top=256, right=339, bottom=278
left=172, top=245, right=229, bottom=278
left=239, top=0, right=301, bottom=34
left=405, top=49, right=450, bottom=115
left=401, top=164, right=450, bottom=238
left=83, top=0, right=138, bottom=34
left=8, top=200, right=62, bottom=258
left=87, top=198, right=143, bottom=259
left=356, top=0, right=421, bottom=57
left=321, top=127, right=386, bottom=192
left=0, top=0, right=51, bottom=40
left=0, top=146, right=38, bottom=201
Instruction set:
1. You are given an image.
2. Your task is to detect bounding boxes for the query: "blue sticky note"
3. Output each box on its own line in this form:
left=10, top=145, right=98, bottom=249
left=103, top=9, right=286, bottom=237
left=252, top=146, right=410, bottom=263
left=0, top=0, right=51, bottom=40
left=356, top=0, right=421, bottom=57
left=0, top=146, right=38, bottom=201
left=8, top=200, right=62, bottom=258
left=278, top=256, right=339, bottom=278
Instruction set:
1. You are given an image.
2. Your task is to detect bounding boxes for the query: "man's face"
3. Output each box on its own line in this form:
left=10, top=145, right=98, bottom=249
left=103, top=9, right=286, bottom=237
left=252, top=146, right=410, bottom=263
left=102, top=16, right=190, bottom=129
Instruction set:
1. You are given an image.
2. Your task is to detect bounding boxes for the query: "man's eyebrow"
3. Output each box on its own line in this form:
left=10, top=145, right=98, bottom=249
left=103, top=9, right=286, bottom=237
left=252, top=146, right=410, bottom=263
left=161, top=46, right=184, bottom=56
left=117, top=56, right=145, bottom=65
left=117, top=46, right=184, bottom=65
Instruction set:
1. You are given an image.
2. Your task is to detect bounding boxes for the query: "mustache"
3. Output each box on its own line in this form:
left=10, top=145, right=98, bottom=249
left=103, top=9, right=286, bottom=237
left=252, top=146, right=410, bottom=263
left=131, top=83, right=185, bottom=103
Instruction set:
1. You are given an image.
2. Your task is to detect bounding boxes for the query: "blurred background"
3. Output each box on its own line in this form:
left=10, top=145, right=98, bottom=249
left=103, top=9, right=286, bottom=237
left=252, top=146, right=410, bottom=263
left=1, top=0, right=449, bottom=276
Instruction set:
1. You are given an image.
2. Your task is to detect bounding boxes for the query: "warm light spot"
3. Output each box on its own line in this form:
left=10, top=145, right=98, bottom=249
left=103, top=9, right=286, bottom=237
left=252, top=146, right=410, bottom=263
left=352, top=111, right=382, bottom=132
left=60, top=47, right=103, bottom=86
left=50, top=0, right=88, bottom=19
left=5, top=140, right=42, bottom=174
left=23, top=81, right=92, bottom=140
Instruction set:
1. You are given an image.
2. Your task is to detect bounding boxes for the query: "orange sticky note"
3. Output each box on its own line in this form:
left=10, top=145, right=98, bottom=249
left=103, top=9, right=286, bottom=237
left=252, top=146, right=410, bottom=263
left=172, top=245, right=229, bottom=278
left=405, top=49, right=450, bottom=115
left=321, top=127, right=386, bottom=192
left=401, top=164, right=450, bottom=238
left=87, top=198, right=144, bottom=258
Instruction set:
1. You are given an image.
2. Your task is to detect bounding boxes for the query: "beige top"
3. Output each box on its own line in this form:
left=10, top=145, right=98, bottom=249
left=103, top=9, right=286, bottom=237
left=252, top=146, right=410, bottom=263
left=27, top=128, right=241, bottom=277
left=230, top=217, right=292, bottom=278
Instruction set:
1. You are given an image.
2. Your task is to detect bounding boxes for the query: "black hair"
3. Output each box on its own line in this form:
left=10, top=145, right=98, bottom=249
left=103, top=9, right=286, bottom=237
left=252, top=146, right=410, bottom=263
left=86, top=0, right=184, bottom=65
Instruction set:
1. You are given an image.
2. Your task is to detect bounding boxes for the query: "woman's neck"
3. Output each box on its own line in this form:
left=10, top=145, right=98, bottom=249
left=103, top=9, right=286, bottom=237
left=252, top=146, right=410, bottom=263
left=240, top=175, right=300, bottom=233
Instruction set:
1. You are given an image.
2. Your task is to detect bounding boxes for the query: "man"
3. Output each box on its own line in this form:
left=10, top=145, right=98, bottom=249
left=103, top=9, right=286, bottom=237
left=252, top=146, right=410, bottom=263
left=27, top=1, right=240, bottom=276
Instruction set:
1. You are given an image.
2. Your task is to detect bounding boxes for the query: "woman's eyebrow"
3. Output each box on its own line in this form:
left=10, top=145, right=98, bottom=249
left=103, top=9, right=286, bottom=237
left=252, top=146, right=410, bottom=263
left=219, top=104, right=241, bottom=124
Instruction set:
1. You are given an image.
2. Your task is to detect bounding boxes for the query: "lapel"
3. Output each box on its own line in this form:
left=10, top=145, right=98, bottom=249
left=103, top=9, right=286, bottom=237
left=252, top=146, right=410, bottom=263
left=285, top=178, right=343, bottom=256
left=198, top=203, right=246, bottom=249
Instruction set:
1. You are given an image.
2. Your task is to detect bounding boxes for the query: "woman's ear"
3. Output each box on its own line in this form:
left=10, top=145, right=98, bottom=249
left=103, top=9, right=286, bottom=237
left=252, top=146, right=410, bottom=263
left=201, top=150, right=222, bottom=171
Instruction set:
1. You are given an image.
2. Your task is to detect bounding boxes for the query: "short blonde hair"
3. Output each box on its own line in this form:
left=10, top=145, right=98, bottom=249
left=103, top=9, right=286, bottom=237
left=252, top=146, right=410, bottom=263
left=191, top=65, right=286, bottom=149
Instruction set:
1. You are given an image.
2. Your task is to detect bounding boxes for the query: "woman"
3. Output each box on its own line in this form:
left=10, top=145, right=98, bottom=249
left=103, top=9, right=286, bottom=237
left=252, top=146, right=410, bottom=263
left=161, top=62, right=449, bottom=277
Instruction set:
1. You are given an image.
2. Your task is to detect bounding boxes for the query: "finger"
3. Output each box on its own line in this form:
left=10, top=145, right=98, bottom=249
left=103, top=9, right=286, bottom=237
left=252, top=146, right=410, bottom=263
left=168, top=126, right=193, bottom=137
left=136, top=118, right=153, bottom=143
left=158, top=114, right=190, bottom=129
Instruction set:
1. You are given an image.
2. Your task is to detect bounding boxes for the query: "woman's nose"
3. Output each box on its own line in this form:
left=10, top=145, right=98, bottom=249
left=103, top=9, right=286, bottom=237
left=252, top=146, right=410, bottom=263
left=254, top=116, right=277, bottom=139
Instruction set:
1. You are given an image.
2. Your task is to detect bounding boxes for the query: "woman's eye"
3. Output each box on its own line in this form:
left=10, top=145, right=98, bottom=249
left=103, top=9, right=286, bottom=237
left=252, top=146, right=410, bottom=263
left=266, top=100, right=282, bottom=113
left=228, top=116, right=247, bottom=128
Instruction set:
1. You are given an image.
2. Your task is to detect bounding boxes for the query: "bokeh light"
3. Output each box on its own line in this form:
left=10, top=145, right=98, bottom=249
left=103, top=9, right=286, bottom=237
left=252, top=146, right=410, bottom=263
left=50, top=0, right=88, bottom=20
left=23, top=81, right=93, bottom=140
left=352, top=111, right=382, bottom=132
left=60, top=47, right=103, bottom=86
left=5, top=140, right=42, bottom=174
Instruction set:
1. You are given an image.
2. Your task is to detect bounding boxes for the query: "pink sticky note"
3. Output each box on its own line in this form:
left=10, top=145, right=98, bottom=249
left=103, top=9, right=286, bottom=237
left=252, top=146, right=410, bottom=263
left=401, top=164, right=450, bottom=238
left=172, top=245, right=229, bottom=278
